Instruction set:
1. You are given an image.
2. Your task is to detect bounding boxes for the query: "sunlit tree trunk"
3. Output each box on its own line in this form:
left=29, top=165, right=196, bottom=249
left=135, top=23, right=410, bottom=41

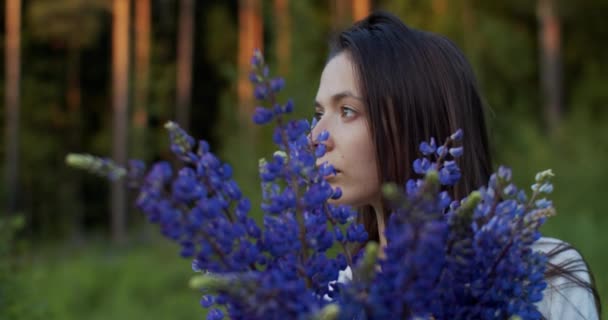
left=133, top=0, right=151, bottom=159
left=537, top=0, right=562, bottom=137
left=332, top=0, right=351, bottom=31
left=238, top=0, right=263, bottom=124
left=111, top=0, right=130, bottom=244
left=4, top=0, right=21, bottom=216
left=352, top=0, right=370, bottom=22
left=176, top=0, right=194, bottom=131
left=133, top=0, right=153, bottom=241
left=274, top=0, right=290, bottom=75
left=431, top=0, right=450, bottom=31
left=431, top=0, right=447, bottom=17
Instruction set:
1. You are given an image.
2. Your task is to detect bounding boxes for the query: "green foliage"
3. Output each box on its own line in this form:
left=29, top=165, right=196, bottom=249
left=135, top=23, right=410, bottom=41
left=0, top=215, right=48, bottom=320
left=27, top=0, right=108, bottom=49
left=20, top=238, right=203, bottom=320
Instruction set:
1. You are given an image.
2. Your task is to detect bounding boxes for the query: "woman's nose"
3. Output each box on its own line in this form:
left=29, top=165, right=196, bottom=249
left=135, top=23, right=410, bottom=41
left=310, top=118, right=334, bottom=152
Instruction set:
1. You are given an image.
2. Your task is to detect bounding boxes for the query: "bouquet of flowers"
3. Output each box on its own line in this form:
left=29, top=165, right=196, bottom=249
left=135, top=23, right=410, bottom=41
left=67, top=50, right=555, bottom=320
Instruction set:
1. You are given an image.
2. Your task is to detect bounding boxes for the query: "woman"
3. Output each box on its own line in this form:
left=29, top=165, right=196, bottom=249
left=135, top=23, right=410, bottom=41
left=311, top=11, right=600, bottom=319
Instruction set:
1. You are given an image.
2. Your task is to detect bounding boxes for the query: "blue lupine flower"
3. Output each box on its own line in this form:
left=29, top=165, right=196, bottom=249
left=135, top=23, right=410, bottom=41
left=419, top=137, right=436, bottom=155
left=330, top=187, right=342, bottom=200
left=450, top=128, right=463, bottom=141
left=498, top=165, right=513, bottom=181
left=284, top=99, right=294, bottom=113
left=166, top=121, right=196, bottom=157
left=315, top=143, right=327, bottom=157
left=439, top=160, right=462, bottom=185
left=254, top=85, right=269, bottom=100
left=250, top=53, right=262, bottom=68
left=172, top=168, right=206, bottom=203
left=535, top=198, right=552, bottom=209
left=437, top=145, right=448, bottom=157
left=539, top=183, right=553, bottom=194
left=249, top=71, right=261, bottom=84
left=253, top=107, right=274, bottom=124
left=449, top=146, right=463, bottom=157
left=270, top=77, right=285, bottom=92
left=345, top=223, right=368, bottom=243
left=207, top=308, right=223, bottom=320
left=413, top=157, right=432, bottom=174
left=316, top=130, right=330, bottom=142
left=200, top=295, right=215, bottom=308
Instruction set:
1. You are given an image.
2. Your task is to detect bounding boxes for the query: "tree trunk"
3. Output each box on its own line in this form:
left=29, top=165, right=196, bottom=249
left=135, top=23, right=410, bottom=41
left=431, top=0, right=447, bottom=17
left=461, top=0, right=480, bottom=80
left=332, top=0, right=351, bottom=31
left=4, top=0, right=21, bottom=216
left=176, top=0, right=194, bottom=131
left=537, top=0, right=562, bottom=137
left=238, top=0, right=263, bottom=124
left=351, top=0, right=370, bottom=22
left=274, top=0, right=291, bottom=75
left=111, top=0, right=130, bottom=244
left=66, top=46, right=85, bottom=243
left=133, top=0, right=151, bottom=159
left=134, top=0, right=154, bottom=241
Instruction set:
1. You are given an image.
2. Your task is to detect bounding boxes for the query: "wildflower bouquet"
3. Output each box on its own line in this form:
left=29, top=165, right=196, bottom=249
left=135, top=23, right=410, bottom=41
left=67, top=50, right=555, bottom=320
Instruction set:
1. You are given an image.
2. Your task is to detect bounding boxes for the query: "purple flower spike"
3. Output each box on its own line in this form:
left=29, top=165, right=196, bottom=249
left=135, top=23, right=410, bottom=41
left=284, top=99, right=294, bottom=113
left=316, top=130, right=330, bottom=142
left=450, top=129, right=463, bottom=141
left=254, top=85, right=268, bottom=100
left=449, top=147, right=464, bottom=158
left=249, top=71, right=261, bottom=84
left=252, top=107, right=274, bottom=125
left=419, top=140, right=436, bottom=155
left=270, top=77, right=285, bottom=92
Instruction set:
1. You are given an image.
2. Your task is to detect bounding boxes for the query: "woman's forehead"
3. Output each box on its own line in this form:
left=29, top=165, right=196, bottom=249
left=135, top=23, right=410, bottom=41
left=316, top=53, right=361, bottom=103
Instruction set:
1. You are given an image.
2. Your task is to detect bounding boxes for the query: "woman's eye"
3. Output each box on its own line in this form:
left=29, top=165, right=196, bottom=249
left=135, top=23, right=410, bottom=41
left=314, top=111, right=323, bottom=120
left=341, top=106, right=356, bottom=118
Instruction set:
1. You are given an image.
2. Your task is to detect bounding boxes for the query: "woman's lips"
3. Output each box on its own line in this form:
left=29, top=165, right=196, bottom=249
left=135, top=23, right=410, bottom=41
left=324, top=170, right=341, bottom=181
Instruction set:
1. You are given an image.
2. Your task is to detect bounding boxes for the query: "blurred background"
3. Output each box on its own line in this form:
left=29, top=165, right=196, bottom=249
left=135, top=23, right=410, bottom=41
left=1, top=0, right=606, bottom=319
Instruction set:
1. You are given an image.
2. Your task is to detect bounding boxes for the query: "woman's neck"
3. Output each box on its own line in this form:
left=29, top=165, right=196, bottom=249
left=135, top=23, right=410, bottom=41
left=372, top=201, right=387, bottom=258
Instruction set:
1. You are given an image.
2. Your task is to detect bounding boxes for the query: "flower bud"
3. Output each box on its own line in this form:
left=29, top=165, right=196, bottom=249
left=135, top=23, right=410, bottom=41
left=315, top=304, right=340, bottom=320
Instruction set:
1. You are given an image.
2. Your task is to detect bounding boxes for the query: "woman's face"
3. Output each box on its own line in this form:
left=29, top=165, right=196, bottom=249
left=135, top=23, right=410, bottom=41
left=312, top=52, right=381, bottom=208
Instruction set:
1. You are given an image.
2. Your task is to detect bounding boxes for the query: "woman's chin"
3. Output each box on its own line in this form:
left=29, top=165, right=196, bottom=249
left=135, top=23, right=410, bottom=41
left=327, top=196, right=354, bottom=207
left=327, top=198, right=341, bottom=205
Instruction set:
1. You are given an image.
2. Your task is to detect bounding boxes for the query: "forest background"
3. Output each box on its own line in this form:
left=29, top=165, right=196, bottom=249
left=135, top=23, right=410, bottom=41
left=1, top=0, right=607, bottom=319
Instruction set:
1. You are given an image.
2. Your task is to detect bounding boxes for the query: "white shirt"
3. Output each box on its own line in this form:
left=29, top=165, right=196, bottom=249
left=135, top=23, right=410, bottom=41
left=534, top=237, right=598, bottom=320
left=334, top=237, right=598, bottom=319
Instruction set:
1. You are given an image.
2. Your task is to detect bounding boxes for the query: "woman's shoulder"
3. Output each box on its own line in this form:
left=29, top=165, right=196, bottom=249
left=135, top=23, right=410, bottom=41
left=533, top=236, right=599, bottom=320
left=532, top=236, right=589, bottom=267
left=533, top=236, right=581, bottom=254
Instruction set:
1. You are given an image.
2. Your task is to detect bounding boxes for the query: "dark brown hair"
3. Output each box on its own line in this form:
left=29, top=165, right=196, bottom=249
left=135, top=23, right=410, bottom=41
left=329, top=11, right=600, bottom=318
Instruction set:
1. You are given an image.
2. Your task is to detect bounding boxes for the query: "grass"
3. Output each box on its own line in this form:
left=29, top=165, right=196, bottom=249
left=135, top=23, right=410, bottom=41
left=18, top=237, right=204, bottom=320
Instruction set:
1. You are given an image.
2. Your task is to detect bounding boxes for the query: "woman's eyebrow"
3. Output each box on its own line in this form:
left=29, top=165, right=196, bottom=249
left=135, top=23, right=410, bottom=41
left=314, top=91, right=364, bottom=108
